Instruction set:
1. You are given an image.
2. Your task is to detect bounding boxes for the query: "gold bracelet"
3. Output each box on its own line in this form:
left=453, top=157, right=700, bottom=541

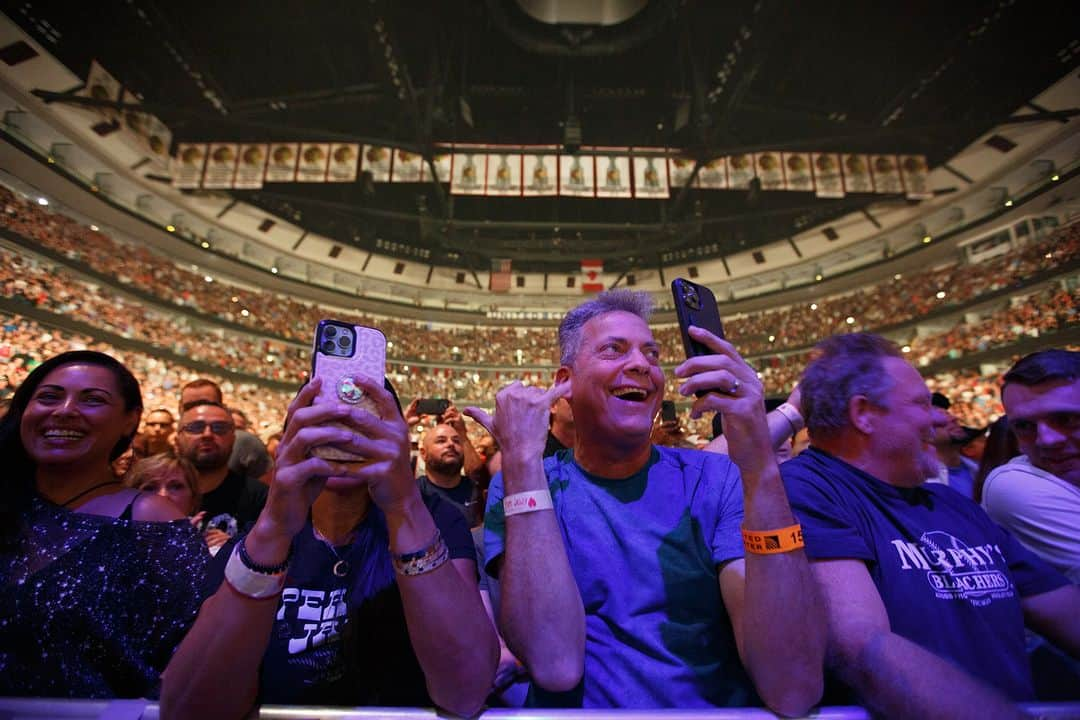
left=742, top=523, right=805, bottom=555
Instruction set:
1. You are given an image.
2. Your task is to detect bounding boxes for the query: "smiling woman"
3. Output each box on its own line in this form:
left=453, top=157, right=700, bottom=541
left=0, top=351, right=209, bottom=698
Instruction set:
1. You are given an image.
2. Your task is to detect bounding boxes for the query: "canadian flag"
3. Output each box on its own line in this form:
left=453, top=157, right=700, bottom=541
left=581, top=259, right=604, bottom=293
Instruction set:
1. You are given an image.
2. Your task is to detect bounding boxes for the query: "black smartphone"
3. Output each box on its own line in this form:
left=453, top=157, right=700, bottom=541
left=661, top=400, right=677, bottom=423
left=671, top=278, right=725, bottom=357
left=671, top=278, right=725, bottom=396
left=415, top=398, right=450, bottom=416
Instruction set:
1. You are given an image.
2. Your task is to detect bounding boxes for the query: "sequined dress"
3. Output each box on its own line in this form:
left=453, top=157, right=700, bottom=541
left=0, top=497, right=210, bottom=698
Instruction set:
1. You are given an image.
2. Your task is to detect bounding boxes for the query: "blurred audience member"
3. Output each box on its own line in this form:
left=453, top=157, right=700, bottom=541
left=126, top=453, right=202, bottom=520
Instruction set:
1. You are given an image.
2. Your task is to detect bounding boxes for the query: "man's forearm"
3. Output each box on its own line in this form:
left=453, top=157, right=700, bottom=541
left=740, top=465, right=825, bottom=716
left=840, top=631, right=1025, bottom=720
left=498, top=455, right=585, bottom=692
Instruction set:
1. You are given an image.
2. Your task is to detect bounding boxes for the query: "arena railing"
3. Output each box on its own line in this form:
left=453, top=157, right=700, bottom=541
left=1, top=699, right=1079, bottom=719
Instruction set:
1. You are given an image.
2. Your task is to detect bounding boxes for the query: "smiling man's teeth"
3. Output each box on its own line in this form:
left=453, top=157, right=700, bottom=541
left=44, top=429, right=85, bottom=439
left=612, top=387, right=647, bottom=400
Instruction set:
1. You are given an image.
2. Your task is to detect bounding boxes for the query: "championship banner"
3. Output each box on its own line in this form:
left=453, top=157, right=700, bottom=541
left=234, top=144, right=268, bottom=189
left=559, top=154, right=595, bottom=197
left=669, top=154, right=697, bottom=189
left=391, top=149, right=422, bottom=182
left=842, top=154, right=873, bottom=193
left=450, top=149, right=486, bottom=195
left=870, top=155, right=903, bottom=194
left=490, top=258, right=512, bottom=293
left=327, top=144, right=359, bottom=183
left=203, top=143, right=239, bottom=189
left=172, top=143, right=207, bottom=189
left=297, top=143, right=330, bottom=182
left=783, top=152, right=813, bottom=192
left=595, top=150, right=632, bottom=199
left=486, top=152, right=523, bottom=196
left=728, top=154, right=755, bottom=189
left=362, top=145, right=392, bottom=182
left=631, top=149, right=668, bottom=198
left=755, top=152, right=784, bottom=190
left=121, top=89, right=171, bottom=168
left=421, top=150, right=452, bottom=183
left=581, top=259, right=604, bottom=293
left=521, top=148, right=558, bottom=196
left=697, top=157, right=728, bottom=189
left=811, top=153, right=844, bottom=198
left=82, top=60, right=122, bottom=120
left=266, top=143, right=299, bottom=182
left=900, top=155, right=932, bottom=200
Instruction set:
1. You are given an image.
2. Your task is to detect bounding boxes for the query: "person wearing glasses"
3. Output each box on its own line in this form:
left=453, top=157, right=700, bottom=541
left=132, top=406, right=176, bottom=458
left=177, top=399, right=267, bottom=552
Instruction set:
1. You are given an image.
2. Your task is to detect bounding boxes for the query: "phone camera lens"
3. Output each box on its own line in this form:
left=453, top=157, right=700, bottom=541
left=338, top=335, right=352, bottom=348
left=321, top=340, right=336, bottom=353
left=683, top=287, right=701, bottom=310
left=324, top=325, right=337, bottom=338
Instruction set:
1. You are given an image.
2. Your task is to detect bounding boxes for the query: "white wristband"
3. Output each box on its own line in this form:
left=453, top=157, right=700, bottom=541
left=503, top=490, right=554, bottom=517
left=775, top=402, right=805, bottom=435
left=224, top=543, right=287, bottom=599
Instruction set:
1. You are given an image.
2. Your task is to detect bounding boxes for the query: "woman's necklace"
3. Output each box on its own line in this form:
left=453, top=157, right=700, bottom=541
left=58, top=480, right=122, bottom=508
left=313, top=527, right=358, bottom=578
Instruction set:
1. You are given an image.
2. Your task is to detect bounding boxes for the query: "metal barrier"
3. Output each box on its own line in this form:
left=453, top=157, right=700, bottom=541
left=1, top=699, right=1079, bottom=720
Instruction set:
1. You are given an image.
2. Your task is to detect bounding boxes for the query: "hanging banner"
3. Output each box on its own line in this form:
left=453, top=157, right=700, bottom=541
left=559, top=154, right=595, bottom=197
left=842, top=154, right=873, bottom=193
left=172, top=143, right=206, bottom=189
left=327, top=144, right=360, bottom=183
left=811, top=153, right=844, bottom=198
left=596, top=149, right=632, bottom=198
left=451, top=148, right=486, bottom=195
left=297, top=143, right=330, bottom=182
left=421, top=149, right=453, bottom=183
left=783, top=152, right=813, bottom=192
left=870, top=155, right=903, bottom=194
left=120, top=89, right=171, bottom=168
left=82, top=60, right=122, bottom=120
left=755, top=152, right=784, bottom=190
left=632, top=149, right=669, bottom=199
left=581, top=259, right=604, bottom=293
left=728, top=154, right=755, bottom=189
left=203, top=144, right=239, bottom=189
left=521, top=148, right=558, bottom=196
left=669, top=155, right=697, bottom=189
left=697, top=157, right=728, bottom=189
left=362, top=145, right=392, bottom=182
left=900, top=154, right=932, bottom=200
left=266, top=143, right=299, bottom=182
left=391, top=149, right=423, bottom=182
left=234, top=144, right=268, bottom=189
left=486, top=152, right=523, bottom=196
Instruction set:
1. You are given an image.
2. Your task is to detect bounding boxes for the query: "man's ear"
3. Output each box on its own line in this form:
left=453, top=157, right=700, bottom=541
left=554, top=366, right=572, bottom=397
left=848, top=395, right=876, bottom=435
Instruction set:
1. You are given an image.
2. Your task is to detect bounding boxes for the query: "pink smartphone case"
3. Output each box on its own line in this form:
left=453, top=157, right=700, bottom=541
left=311, top=325, right=386, bottom=461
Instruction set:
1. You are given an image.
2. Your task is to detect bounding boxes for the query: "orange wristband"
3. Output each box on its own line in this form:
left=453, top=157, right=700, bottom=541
left=742, top=523, right=805, bottom=555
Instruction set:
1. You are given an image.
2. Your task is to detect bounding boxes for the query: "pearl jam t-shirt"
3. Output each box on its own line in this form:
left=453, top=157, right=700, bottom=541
left=782, top=447, right=1069, bottom=701
left=206, top=492, right=474, bottom=706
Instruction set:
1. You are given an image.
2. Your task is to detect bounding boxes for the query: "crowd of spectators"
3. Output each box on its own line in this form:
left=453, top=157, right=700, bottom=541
left=3, top=185, right=1078, bottom=367
left=2, top=182, right=1077, bottom=444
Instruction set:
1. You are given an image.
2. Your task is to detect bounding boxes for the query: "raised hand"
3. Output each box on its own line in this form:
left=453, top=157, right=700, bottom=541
left=464, top=380, right=571, bottom=467
left=674, top=326, right=773, bottom=476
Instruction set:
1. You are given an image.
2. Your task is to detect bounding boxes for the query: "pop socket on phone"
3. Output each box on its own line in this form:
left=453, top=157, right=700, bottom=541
left=337, top=376, right=364, bottom=405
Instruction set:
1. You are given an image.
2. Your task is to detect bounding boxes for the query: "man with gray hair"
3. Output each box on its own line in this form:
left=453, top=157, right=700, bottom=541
left=467, top=289, right=824, bottom=712
left=781, top=333, right=1080, bottom=718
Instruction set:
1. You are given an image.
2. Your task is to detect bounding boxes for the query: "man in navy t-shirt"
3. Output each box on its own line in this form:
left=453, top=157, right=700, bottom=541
left=782, top=333, right=1080, bottom=719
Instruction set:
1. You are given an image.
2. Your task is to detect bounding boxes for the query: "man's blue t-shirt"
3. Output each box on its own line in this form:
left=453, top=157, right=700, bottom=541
left=782, top=447, right=1069, bottom=701
left=484, top=446, right=754, bottom=708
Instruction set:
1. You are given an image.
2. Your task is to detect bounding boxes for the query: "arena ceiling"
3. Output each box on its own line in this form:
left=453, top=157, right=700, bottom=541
left=6, top=0, right=1078, bottom=274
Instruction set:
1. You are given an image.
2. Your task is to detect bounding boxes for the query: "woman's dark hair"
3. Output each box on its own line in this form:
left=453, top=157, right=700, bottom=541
left=0, top=351, right=143, bottom=539
left=973, top=415, right=1020, bottom=504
